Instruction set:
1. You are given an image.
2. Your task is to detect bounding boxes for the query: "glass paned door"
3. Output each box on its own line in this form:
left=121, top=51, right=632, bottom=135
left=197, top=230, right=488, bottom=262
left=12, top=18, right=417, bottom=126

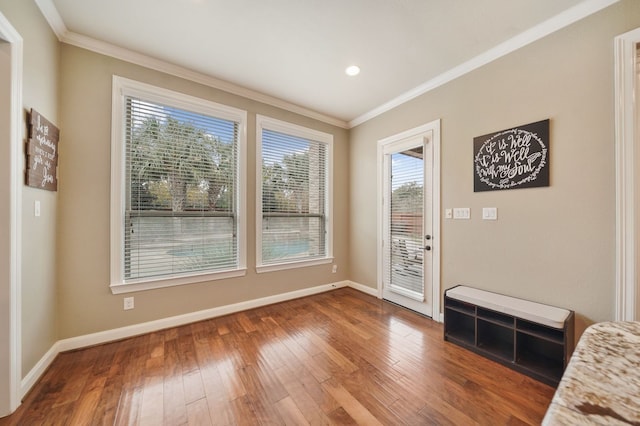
left=382, top=135, right=433, bottom=317
left=389, top=147, right=424, bottom=299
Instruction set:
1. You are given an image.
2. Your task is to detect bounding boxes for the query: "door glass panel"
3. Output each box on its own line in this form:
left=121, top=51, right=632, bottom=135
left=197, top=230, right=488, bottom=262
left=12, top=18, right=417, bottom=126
left=388, top=147, right=424, bottom=300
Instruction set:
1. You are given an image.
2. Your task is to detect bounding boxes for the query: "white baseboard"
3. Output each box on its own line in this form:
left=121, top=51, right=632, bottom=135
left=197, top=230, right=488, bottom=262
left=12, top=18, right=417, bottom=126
left=20, top=342, right=60, bottom=398
left=346, top=280, right=379, bottom=297
left=21, top=280, right=354, bottom=398
left=56, top=280, right=351, bottom=353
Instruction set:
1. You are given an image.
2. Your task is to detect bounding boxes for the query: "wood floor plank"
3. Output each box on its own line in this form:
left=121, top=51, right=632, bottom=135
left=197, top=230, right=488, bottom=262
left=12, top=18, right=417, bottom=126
left=138, top=376, right=164, bottom=425
left=91, top=340, right=132, bottom=425
left=326, top=406, right=357, bottom=425
left=210, top=336, right=248, bottom=400
left=192, top=337, right=237, bottom=425
left=274, top=330, right=333, bottom=383
left=113, top=385, right=144, bottom=426
left=50, top=348, right=98, bottom=409
left=321, top=378, right=384, bottom=426
left=0, top=288, right=554, bottom=425
left=138, top=332, right=167, bottom=425
left=183, top=369, right=206, bottom=405
left=187, top=397, right=213, bottom=426
left=112, top=336, right=150, bottom=425
left=237, top=312, right=258, bottom=334
left=163, top=338, right=188, bottom=425
left=227, top=395, right=259, bottom=426
left=274, top=396, right=310, bottom=426
left=67, top=376, right=107, bottom=426
left=272, top=364, right=331, bottom=425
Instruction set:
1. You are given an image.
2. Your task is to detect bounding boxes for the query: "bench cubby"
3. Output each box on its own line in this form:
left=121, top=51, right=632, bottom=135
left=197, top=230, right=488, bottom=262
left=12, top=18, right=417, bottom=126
left=444, top=285, right=574, bottom=386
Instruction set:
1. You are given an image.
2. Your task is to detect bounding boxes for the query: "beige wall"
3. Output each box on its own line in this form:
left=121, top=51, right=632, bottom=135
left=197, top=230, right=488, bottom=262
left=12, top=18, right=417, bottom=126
left=350, top=0, right=640, bottom=337
left=57, top=45, right=350, bottom=339
left=0, top=0, right=60, bottom=377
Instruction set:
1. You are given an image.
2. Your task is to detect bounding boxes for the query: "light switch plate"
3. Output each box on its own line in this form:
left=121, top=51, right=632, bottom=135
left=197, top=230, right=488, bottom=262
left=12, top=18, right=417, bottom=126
left=482, top=207, right=498, bottom=220
left=453, top=208, right=470, bottom=219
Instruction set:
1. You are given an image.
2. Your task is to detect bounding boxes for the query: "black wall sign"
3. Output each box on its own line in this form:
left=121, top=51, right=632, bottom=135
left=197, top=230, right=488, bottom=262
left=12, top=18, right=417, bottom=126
left=473, top=119, right=549, bottom=192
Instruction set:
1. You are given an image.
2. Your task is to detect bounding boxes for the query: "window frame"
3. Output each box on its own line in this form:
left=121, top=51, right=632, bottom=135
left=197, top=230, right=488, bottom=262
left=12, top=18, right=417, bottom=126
left=255, top=114, right=333, bottom=273
left=110, top=76, right=247, bottom=294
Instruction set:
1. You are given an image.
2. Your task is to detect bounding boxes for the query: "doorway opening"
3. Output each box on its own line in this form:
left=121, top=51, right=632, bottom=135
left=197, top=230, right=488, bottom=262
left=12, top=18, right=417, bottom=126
left=377, top=120, right=441, bottom=320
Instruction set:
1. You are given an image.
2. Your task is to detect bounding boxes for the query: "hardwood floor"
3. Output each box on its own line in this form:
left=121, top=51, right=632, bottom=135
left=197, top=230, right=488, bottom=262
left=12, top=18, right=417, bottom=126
left=0, top=288, right=554, bottom=425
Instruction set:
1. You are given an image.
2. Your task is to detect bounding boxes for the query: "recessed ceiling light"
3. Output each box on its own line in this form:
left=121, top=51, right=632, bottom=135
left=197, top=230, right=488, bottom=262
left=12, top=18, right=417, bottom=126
left=345, top=65, right=360, bottom=76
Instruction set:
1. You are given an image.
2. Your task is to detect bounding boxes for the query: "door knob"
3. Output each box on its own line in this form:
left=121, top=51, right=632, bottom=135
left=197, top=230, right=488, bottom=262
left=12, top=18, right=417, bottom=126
left=424, top=245, right=431, bottom=251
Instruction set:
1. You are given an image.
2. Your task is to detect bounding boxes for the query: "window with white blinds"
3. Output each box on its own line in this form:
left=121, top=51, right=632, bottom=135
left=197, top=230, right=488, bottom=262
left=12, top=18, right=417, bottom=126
left=256, top=115, right=333, bottom=272
left=110, top=77, right=247, bottom=292
left=388, top=148, right=424, bottom=299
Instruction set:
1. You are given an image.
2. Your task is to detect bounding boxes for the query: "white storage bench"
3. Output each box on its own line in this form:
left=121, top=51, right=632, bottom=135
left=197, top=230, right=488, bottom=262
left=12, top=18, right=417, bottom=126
left=444, top=285, right=575, bottom=386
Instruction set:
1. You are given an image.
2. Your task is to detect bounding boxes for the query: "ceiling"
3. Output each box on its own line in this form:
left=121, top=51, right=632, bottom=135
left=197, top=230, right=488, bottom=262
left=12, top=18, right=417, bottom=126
left=44, top=0, right=614, bottom=127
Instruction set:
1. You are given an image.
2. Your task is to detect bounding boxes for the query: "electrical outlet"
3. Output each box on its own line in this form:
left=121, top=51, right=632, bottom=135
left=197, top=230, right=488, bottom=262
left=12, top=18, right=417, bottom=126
left=332, top=264, right=338, bottom=273
left=34, top=201, right=40, bottom=217
left=123, top=297, right=134, bottom=310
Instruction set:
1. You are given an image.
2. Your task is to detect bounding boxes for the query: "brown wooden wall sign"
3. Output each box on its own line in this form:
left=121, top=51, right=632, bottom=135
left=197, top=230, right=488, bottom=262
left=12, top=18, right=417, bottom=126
left=26, top=109, right=59, bottom=191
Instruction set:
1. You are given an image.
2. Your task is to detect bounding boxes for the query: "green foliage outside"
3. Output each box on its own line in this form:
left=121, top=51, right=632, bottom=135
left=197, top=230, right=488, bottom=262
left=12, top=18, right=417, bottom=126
left=129, top=116, right=234, bottom=212
left=262, top=151, right=311, bottom=214
left=391, top=181, right=423, bottom=213
left=130, top=115, right=317, bottom=215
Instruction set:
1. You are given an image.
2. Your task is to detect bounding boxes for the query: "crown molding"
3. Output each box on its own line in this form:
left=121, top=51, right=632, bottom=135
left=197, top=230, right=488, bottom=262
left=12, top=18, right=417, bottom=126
left=34, top=0, right=349, bottom=129
left=34, top=0, right=66, bottom=37
left=62, top=31, right=349, bottom=129
left=349, top=0, right=621, bottom=128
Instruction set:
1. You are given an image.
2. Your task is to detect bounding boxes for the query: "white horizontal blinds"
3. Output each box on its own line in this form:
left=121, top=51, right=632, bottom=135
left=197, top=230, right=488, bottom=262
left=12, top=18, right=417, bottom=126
left=261, top=129, right=326, bottom=264
left=389, top=147, right=424, bottom=298
left=124, top=96, right=239, bottom=280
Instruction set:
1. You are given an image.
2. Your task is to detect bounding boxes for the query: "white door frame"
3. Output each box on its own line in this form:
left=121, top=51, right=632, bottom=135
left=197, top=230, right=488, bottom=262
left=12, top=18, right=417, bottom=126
left=0, top=11, right=22, bottom=417
left=377, top=119, right=441, bottom=321
left=614, top=28, right=640, bottom=321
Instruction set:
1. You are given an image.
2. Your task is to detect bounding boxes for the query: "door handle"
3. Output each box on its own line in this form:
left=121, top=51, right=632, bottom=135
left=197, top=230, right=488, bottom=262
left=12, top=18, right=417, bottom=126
left=424, top=245, right=431, bottom=251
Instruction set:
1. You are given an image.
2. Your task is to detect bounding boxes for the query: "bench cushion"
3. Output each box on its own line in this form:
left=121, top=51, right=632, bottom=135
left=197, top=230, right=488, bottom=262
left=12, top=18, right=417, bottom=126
left=447, top=285, right=570, bottom=329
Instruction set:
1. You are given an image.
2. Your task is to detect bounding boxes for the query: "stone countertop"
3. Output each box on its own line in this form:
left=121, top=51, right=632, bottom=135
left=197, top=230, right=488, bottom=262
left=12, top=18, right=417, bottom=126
left=542, top=321, right=640, bottom=425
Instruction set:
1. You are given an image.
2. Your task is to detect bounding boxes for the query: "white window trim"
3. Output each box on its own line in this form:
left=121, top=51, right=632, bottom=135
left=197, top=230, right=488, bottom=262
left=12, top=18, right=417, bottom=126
left=110, top=76, right=247, bottom=294
left=255, top=115, right=333, bottom=273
